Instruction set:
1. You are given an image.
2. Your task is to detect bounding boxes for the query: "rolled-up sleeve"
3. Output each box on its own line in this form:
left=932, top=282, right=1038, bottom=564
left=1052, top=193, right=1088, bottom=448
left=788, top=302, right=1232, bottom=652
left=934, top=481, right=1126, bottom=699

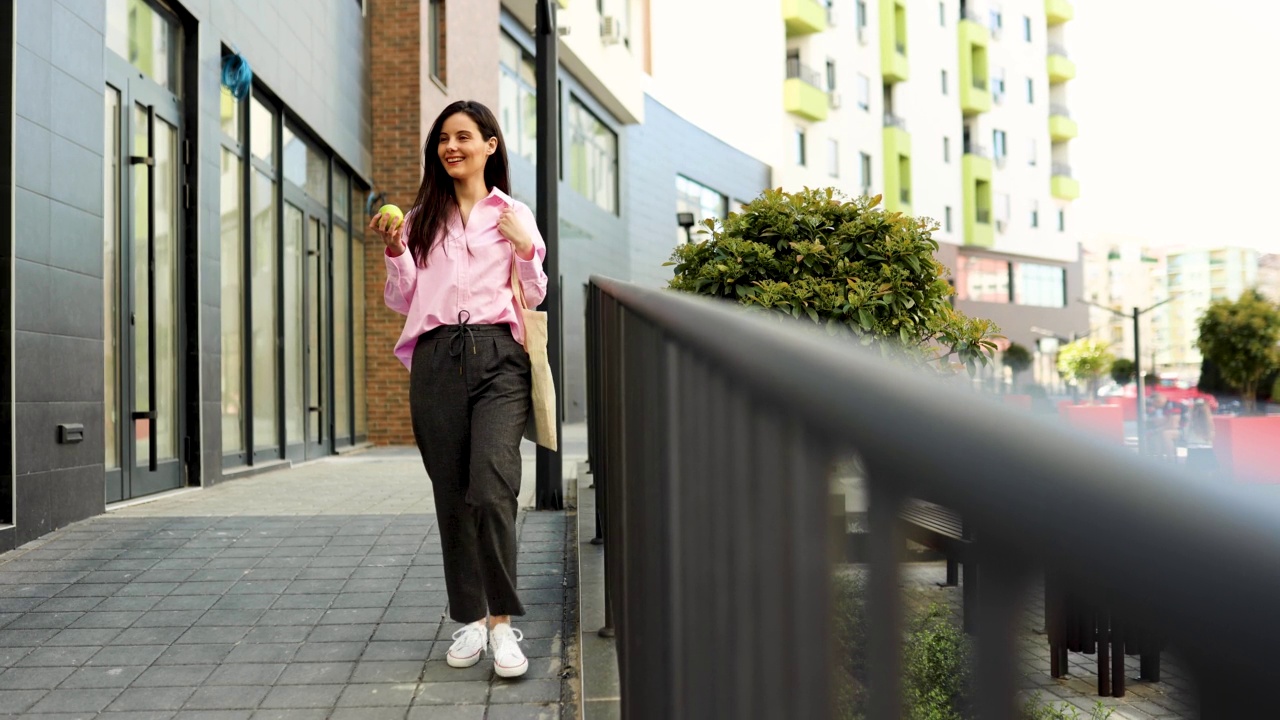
left=514, top=203, right=548, bottom=309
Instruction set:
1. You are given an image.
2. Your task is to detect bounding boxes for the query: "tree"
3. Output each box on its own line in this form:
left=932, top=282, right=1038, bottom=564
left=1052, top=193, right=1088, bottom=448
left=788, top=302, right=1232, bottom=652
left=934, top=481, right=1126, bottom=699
left=1057, top=338, right=1115, bottom=401
left=667, top=188, right=1001, bottom=374
left=1110, top=358, right=1137, bottom=386
left=1003, top=342, right=1033, bottom=387
left=1196, top=289, right=1280, bottom=414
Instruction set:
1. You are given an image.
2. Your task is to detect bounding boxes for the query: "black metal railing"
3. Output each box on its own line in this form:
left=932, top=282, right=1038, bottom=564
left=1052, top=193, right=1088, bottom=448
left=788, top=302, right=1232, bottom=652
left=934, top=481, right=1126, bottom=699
left=786, top=57, right=824, bottom=88
left=1052, top=162, right=1073, bottom=177
left=964, top=142, right=989, bottom=157
left=883, top=112, right=907, bottom=131
left=586, top=276, right=1280, bottom=718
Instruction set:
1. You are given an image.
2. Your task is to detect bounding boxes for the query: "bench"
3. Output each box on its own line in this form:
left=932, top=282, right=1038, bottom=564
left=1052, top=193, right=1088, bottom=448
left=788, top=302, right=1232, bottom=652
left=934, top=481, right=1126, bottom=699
left=897, top=499, right=977, bottom=633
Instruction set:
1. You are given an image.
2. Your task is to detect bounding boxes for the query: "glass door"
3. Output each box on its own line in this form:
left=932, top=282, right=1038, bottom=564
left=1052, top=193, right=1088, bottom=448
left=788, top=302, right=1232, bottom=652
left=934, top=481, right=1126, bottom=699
left=104, top=55, right=184, bottom=503
left=305, top=214, right=329, bottom=460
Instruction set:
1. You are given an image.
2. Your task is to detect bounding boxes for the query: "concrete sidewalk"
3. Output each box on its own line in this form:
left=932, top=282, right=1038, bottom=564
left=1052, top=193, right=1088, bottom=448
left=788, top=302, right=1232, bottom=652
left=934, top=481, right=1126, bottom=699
left=0, top=446, right=579, bottom=720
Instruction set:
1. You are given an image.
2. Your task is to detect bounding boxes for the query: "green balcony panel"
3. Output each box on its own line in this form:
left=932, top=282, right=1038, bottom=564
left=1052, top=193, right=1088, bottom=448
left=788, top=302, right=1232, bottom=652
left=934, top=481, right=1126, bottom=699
left=1052, top=174, right=1080, bottom=200
left=1049, top=113, right=1078, bottom=141
left=1048, top=53, right=1076, bottom=83
left=1045, top=0, right=1074, bottom=25
left=784, top=78, right=829, bottom=122
left=958, top=20, right=991, bottom=116
left=880, top=0, right=909, bottom=83
left=882, top=126, right=912, bottom=214
left=784, top=0, right=828, bottom=37
left=962, top=153, right=994, bottom=248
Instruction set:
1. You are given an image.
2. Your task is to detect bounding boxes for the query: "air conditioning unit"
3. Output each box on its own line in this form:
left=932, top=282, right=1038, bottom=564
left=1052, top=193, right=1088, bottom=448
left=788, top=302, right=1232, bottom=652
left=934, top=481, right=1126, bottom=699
left=600, top=16, right=624, bottom=45
left=829, top=91, right=843, bottom=109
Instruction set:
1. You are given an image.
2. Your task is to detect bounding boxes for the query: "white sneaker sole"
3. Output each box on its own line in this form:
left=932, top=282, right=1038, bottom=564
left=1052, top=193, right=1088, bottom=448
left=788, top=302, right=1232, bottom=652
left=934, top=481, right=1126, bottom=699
left=494, top=658, right=528, bottom=678
left=447, top=651, right=483, bottom=668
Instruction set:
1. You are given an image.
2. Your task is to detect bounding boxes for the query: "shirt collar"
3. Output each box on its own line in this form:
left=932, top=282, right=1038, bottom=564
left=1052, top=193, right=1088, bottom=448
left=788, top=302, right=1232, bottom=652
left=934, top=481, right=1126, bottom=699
left=488, top=187, right=515, bottom=207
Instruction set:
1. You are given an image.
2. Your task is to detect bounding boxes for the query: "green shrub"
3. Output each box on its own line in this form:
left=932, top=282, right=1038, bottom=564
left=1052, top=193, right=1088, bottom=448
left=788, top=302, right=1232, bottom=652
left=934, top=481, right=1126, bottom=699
left=1021, top=692, right=1115, bottom=720
left=667, top=188, right=1000, bottom=375
left=1110, top=358, right=1136, bottom=386
left=1196, top=289, right=1280, bottom=414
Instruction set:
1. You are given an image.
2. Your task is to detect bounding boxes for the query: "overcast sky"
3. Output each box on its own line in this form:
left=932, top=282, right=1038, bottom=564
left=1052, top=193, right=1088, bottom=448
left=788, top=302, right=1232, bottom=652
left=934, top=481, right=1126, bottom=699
left=1070, top=2, right=1280, bottom=253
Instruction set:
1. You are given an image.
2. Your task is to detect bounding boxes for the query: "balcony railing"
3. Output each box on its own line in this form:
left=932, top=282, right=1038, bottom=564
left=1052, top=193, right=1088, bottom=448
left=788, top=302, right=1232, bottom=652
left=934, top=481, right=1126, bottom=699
left=883, top=113, right=907, bottom=131
left=895, top=40, right=906, bottom=54
left=1047, top=43, right=1069, bottom=58
left=786, top=57, right=824, bottom=88
left=972, top=77, right=988, bottom=91
left=587, top=276, right=1280, bottom=718
left=900, top=188, right=911, bottom=204
left=964, top=142, right=989, bottom=158
left=1052, top=163, right=1073, bottom=177
left=1049, top=104, right=1071, bottom=117
left=976, top=208, right=991, bottom=224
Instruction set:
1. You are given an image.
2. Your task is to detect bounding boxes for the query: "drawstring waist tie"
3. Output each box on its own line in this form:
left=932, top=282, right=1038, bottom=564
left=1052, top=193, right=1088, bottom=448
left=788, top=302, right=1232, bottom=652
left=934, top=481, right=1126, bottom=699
left=421, top=313, right=513, bottom=375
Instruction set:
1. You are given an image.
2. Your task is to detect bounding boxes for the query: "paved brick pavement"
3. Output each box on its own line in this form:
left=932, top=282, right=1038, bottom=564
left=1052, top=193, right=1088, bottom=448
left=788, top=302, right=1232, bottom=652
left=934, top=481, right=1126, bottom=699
left=0, top=448, right=576, bottom=720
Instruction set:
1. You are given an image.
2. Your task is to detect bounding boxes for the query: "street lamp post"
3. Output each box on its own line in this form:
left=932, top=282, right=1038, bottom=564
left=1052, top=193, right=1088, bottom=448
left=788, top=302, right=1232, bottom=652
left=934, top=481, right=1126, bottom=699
left=534, top=0, right=563, bottom=510
left=1078, top=297, right=1174, bottom=456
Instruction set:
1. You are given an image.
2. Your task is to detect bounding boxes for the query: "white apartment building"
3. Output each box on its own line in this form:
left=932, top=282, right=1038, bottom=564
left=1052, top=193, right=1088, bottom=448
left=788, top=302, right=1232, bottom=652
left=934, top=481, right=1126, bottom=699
left=646, top=0, right=1088, bottom=355
left=1082, top=241, right=1166, bottom=369
left=1155, top=247, right=1260, bottom=382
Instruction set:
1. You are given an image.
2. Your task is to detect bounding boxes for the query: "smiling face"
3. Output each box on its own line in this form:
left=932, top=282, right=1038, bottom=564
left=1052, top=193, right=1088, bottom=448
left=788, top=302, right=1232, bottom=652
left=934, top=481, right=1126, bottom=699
left=437, top=112, right=497, bottom=183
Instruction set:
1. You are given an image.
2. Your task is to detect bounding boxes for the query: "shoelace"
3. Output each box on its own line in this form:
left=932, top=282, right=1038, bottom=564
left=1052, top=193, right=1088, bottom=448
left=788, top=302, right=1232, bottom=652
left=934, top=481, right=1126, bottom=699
left=447, top=310, right=477, bottom=375
left=450, top=624, right=487, bottom=656
left=491, top=626, right=525, bottom=658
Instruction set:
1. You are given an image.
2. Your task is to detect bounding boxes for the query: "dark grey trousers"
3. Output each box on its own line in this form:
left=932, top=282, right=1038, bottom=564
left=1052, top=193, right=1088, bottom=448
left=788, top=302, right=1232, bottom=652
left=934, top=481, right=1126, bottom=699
left=410, top=323, right=530, bottom=623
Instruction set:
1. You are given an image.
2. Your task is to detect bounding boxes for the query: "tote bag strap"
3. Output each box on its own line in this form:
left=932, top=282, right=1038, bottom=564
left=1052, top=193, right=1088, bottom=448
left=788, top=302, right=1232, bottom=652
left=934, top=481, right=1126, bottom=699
left=510, top=252, right=530, bottom=311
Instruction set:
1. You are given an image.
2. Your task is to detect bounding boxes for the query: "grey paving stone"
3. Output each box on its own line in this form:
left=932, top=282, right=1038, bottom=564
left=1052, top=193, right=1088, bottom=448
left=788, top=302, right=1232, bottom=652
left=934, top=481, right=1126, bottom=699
left=205, top=664, right=286, bottom=687
left=195, top=609, right=267, bottom=627
left=176, top=627, right=251, bottom=645
left=382, top=607, right=444, bottom=624
left=153, top=596, right=219, bottom=612
left=26, top=686, right=125, bottom=713
left=132, top=610, right=207, bottom=628
left=96, top=596, right=164, bottom=613
left=258, top=684, right=344, bottom=710
left=335, top=682, right=418, bottom=708
left=248, top=707, right=328, bottom=720
left=242, top=626, right=311, bottom=645
left=255, top=609, right=324, bottom=627
left=116, top=583, right=182, bottom=597
left=170, top=582, right=236, bottom=596
left=0, top=628, right=62, bottom=646
left=224, top=644, right=300, bottom=665
left=153, top=645, right=234, bottom=666
left=414, top=680, right=491, bottom=705
left=329, top=707, right=406, bottom=720
left=17, top=645, right=100, bottom=667
left=276, top=662, right=355, bottom=685
left=488, top=679, right=561, bottom=704
left=6, top=611, right=84, bottom=629
left=173, top=710, right=254, bottom=720
left=181, top=685, right=271, bottom=711
left=211, top=595, right=276, bottom=611
left=342, top=579, right=400, bottom=594
left=372, top=623, right=435, bottom=642
left=89, top=646, right=169, bottom=667
left=59, top=664, right=147, bottom=688
left=306, top=625, right=375, bottom=643
left=269, top=596, right=334, bottom=611
left=98, top=711, right=176, bottom=720
left=349, top=661, right=424, bottom=685
left=291, top=642, right=366, bottom=664
left=484, top=705, right=559, bottom=720
left=112, top=627, right=186, bottom=645
left=282, top=580, right=345, bottom=595
left=318, top=608, right=384, bottom=625
left=70, top=611, right=147, bottom=629
left=329, top=593, right=393, bottom=609
left=133, top=664, right=217, bottom=687
left=0, top=665, right=77, bottom=689
left=0, top=688, right=48, bottom=713
left=32, top=597, right=104, bottom=613
left=107, top=686, right=197, bottom=712
left=407, top=705, right=486, bottom=720
left=421, top=659, right=491, bottom=683
left=360, top=641, right=432, bottom=663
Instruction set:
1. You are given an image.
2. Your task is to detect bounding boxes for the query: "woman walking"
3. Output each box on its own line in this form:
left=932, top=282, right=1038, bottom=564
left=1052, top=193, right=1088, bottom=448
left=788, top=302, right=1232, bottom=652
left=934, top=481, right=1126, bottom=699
left=371, top=100, right=546, bottom=678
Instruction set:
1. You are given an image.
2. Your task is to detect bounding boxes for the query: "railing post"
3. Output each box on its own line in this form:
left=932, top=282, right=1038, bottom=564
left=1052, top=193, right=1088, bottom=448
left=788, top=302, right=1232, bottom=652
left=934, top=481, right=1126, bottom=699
left=866, top=473, right=903, bottom=720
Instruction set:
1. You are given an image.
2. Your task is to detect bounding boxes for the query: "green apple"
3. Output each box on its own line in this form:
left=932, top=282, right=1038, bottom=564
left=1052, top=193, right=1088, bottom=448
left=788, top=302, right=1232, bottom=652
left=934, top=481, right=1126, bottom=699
left=378, top=203, right=404, bottom=230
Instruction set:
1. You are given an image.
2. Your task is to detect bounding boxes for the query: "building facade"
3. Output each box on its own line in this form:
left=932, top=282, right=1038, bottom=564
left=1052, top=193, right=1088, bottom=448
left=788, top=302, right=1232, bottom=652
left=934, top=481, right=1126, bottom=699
left=1, top=0, right=372, bottom=551
left=1081, top=240, right=1166, bottom=373
left=1155, top=247, right=1259, bottom=382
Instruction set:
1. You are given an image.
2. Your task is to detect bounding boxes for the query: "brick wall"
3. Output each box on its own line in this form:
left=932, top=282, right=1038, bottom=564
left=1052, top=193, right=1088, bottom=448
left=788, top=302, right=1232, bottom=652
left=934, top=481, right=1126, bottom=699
left=367, top=0, right=424, bottom=446
left=365, top=0, right=502, bottom=445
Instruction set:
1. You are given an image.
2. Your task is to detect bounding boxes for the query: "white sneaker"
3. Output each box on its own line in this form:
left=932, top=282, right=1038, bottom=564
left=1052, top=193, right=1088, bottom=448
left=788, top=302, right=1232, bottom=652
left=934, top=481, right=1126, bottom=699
left=489, top=623, right=528, bottom=678
left=447, top=621, right=488, bottom=668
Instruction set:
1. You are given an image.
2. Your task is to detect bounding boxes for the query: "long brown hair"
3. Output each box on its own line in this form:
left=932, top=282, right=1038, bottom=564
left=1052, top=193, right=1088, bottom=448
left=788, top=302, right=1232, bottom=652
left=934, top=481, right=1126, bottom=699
left=406, top=101, right=511, bottom=266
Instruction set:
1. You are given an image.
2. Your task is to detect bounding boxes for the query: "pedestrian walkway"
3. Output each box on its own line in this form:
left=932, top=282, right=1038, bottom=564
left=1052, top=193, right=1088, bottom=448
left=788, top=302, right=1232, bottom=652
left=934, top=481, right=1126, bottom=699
left=0, top=448, right=576, bottom=720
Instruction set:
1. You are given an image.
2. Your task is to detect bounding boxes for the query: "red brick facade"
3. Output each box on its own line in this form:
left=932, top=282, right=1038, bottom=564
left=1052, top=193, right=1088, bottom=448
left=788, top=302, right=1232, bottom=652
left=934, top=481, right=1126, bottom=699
left=365, top=0, right=501, bottom=445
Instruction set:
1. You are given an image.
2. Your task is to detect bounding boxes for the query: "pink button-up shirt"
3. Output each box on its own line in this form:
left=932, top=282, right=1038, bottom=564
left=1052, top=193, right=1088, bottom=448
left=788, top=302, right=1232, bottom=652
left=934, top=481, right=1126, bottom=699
left=384, top=187, right=548, bottom=370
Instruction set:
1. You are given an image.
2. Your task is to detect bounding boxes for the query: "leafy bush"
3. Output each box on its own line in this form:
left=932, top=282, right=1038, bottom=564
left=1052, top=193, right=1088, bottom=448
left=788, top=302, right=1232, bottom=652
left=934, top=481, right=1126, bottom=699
left=1196, top=289, right=1280, bottom=414
left=1056, top=339, right=1115, bottom=399
left=1021, top=692, right=1115, bottom=720
left=667, top=188, right=1000, bottom=375
left=1110, top=358, right=1136, bottom=386
left=1004, top=343, right=1034, bottom=385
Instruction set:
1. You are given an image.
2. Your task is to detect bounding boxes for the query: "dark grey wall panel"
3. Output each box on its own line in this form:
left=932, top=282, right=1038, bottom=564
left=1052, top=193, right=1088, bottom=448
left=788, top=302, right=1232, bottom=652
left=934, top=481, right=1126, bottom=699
left=626, top=96, right=773, bottom=289
left=14, top=466, right=104, bottom=546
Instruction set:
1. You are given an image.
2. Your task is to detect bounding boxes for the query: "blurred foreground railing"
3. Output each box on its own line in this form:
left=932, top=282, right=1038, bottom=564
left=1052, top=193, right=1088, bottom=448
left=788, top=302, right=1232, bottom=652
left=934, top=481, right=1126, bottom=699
left=585, top=276, right=1280, bottom=719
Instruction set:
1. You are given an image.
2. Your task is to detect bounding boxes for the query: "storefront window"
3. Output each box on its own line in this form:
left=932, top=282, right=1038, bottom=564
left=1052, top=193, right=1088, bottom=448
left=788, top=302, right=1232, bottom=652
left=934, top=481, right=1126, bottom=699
left=567, top=96, right=618, bottom=214
left=956, top=255, right=1011, bottom=303
left=1014, top=262, right=1067, bottom=307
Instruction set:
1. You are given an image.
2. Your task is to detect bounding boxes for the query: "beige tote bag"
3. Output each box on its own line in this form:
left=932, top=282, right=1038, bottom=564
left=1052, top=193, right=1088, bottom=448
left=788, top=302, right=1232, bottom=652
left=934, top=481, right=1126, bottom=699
left=511, top=257, right=558, bottom=451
